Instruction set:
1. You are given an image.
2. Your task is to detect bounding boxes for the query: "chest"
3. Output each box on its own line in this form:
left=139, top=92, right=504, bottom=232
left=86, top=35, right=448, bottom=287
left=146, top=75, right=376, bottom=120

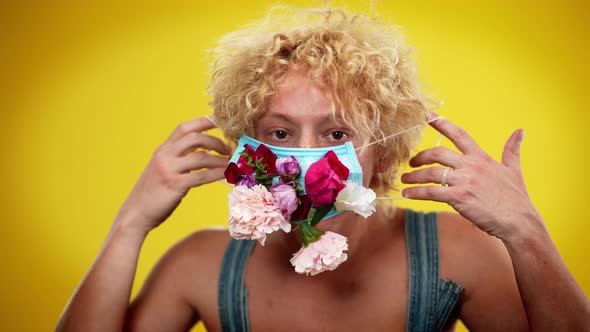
left=244, top=244, right=411, bottom=331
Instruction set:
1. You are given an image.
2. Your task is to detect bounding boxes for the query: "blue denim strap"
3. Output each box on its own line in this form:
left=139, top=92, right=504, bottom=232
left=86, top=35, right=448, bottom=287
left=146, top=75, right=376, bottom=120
left=435, top=279, right=464, bottom=331
left=405, top=210, right=439, bottom=332
left=218, top=238, right=256, bottom=332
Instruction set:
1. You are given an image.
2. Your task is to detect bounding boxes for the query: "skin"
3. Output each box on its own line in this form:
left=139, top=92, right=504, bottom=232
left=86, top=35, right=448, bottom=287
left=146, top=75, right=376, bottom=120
left=56, top=71, right=589, bottom=332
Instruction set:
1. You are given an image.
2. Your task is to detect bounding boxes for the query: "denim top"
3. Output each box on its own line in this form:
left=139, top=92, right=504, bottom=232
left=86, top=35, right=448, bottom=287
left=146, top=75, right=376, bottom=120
left=218, top=210, right=464, bottom=331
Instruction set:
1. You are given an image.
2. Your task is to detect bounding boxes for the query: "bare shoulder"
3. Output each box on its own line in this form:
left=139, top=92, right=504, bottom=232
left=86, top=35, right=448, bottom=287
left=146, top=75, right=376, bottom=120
left=169, top=227, right=231, bottom=268
left=436, top=212, right=528, bottom=331
left=139, top=227, right=231, bottom=287
left=437, top=211, right=510, bottom=279
left=125, top=227, right=231, bottom=331
left=152, top=226, right=231, bottom=301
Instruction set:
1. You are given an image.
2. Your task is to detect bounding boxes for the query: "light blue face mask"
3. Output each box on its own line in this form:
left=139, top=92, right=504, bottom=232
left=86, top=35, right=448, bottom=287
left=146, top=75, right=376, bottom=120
left=228, top=135, right=364, bottom=221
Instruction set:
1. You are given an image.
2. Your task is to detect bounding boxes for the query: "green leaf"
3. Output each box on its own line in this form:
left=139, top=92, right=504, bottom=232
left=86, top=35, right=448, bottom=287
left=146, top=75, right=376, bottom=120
left=300, top=222, right=324, bottom=247
left=310, top=204, right=334, bottom=226
left=255, top=158, right=267, bottom=174
left=239, top=151, right=255, bottom=167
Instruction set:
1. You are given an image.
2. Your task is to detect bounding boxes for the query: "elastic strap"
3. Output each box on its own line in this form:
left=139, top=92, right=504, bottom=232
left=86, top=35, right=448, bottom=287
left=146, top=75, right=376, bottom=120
left=355, top=115, right=443, bottom=150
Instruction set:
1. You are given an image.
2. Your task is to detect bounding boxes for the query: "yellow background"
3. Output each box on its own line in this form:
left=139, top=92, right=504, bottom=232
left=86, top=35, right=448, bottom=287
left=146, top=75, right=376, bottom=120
left=1, top=1, right=588, bottom=331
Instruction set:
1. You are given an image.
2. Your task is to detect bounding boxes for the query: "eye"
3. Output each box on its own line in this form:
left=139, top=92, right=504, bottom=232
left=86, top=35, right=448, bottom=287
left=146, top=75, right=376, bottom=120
left=330, top=130, right=347, bottom=140
left=273, top=130, right=288, bottom=139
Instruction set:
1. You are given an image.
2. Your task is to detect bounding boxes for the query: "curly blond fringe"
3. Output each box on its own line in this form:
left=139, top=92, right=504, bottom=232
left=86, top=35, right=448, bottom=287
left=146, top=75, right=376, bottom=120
left=209, top=6, right=430, bottom=195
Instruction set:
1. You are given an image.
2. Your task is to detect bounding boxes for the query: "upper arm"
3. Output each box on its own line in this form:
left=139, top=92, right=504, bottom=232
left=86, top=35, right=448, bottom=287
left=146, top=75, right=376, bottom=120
left=438, top=213, right=529, bottom=332
left=124, top=236, right=198, bottom=332
left=124, top=229, right=228, bottom=332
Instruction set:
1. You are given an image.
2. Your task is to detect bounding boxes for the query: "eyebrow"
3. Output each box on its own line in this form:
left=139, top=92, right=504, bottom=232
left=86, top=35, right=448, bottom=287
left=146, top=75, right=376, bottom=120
left=260, top=112, right=341, bottom=124
left=263, top=113, right=295, bottom=124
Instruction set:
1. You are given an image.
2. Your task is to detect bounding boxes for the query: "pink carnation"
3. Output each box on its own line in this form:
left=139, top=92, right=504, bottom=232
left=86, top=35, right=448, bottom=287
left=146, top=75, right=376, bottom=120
left=289, top=231, right=349, bottom=275
left=228, top=184, right=291, bottom=245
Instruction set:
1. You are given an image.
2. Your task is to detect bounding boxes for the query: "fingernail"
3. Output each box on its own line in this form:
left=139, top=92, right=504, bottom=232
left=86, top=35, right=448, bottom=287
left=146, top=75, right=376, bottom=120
left=402, top=190, right=408, bottom=198
left=520, top=130, right=526, bottom=143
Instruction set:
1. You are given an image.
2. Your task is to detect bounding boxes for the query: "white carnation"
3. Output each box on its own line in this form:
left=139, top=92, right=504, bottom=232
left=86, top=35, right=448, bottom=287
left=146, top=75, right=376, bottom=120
left=334, top=180, right=377, bottom=218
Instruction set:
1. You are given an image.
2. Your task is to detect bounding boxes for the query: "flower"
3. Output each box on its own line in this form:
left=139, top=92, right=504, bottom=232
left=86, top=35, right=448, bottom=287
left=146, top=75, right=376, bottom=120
left=335, top=180, right=377, bottom=218
left=270, top=183, right=299, bottom=219
left=224, top=144, right=278, bottom=186
left=224, top=162, right=246, bottom=185
left=228, top=184, right=291, bottom=245
left=254, top=144, right=278, bottom=175
left=290, top=194, right=312, bottom=222
left=225, top=143, right=374, bottom=276
left=237, top=144, right=256, bottom=173
left=225, top=145, right=256, bottom=184
left=290, top=231, right=349, bottom=276
left=276, top=156, right=300, bottom=178
left=304, top=151, right=349, bottom=206
left=236, top=174, right=257, bottom=188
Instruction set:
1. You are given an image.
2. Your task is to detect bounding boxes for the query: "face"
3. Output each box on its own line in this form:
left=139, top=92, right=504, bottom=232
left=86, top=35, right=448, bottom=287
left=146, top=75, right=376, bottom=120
left=254, top=70, right=377, bottom=187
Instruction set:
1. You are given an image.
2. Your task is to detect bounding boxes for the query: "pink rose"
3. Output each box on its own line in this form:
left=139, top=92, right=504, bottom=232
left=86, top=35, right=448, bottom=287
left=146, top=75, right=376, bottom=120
left=290, top=231, right=349, bottom=275
left=270, top=183, right=298, bottom=219
left=228, top=184, right=291, bottom=245
left=276, top=156, right=300, bottom=178
left=304, top=151, right=349, bottom=206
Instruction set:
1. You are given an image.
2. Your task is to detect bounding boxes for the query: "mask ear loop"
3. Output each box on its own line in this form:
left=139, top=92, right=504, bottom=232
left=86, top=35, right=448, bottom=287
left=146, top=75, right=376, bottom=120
left=204, top=115, right=216, bottom=127
left=354, top=115, right=444, bottom=151
left=353, top=115, right=446, bottom=202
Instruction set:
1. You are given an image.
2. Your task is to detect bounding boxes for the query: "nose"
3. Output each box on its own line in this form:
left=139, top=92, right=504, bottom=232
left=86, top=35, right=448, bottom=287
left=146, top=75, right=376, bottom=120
left=297, top=134, right=320, bottom=148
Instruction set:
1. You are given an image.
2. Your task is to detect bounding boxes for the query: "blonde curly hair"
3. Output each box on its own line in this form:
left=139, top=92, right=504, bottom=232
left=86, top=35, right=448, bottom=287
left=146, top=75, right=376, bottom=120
left=209, top=7, right=430, bottom=195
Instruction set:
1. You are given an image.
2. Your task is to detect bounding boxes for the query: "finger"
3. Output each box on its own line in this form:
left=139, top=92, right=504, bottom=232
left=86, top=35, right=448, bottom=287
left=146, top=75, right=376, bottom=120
left=175, top=152, right=230, bottom=173
left=170, top=132, right=231, bottom=157
left=409, top=146, right=463, bottom=168
left=429, top=114, right=481, bottom=154
left=401, top=166, right=460, bottom=186
left=167, top=117, right=218, bottom=143
left=183, top=167, right=226, bottom=188
left=501, top=129, right=524, bottom=171
left=402, top=185, right=451, bottom=203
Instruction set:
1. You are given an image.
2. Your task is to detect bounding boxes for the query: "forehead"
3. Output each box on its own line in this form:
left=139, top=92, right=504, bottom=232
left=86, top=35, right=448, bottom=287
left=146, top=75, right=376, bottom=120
left=263, top=70, right=361, bottom=125
left=269, top=71, right=331, bottom=113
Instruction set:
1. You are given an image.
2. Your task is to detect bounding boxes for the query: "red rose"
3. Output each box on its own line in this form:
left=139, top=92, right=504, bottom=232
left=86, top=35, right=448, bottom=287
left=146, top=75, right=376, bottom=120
left=304, top=151, right=349, bottom=206
left=225, top=144, right=256, bottom=184
left=225, top=143, right=278, bottom=185
left=291, top=194, right=312, bottom=222
left=255, top=144, right=277, bottom=175
left=224, top=162, right=241, bottom=184
left=237, top=144, right=256, bottom=173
